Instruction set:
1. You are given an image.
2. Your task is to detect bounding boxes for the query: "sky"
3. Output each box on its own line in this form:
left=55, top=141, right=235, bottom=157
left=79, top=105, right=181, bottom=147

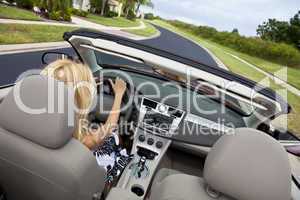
left=141, top=0, right=299, bottom=36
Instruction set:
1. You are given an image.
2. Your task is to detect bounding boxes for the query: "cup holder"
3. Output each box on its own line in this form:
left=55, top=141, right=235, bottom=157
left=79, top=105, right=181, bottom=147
left=131, top=185, right=145, bottom=197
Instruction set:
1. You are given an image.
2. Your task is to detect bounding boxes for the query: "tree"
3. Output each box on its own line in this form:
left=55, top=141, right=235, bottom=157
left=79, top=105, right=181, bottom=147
left=90, top=0, right=102, bottom=13
left=290, top=10, right=300, bottom=27
left=122, top=0, right=136, bottom=18
left=257, top=19, right=290, bottom=42
left=15, top=0, right=34, bottom=9
left=38, top=0, right=71, bottom=12
left=232, top=28, right=239, bottom=35
left=101, top=0, right=108, bottom=16
left=289, top=11, right=300, bottom=48
left=36, top=0, right=72, bottom=21
left=135, top=0, right=153, bottom=14
left=38, top=0, right=54, bottom=12
left=257, top=10, right=300, bottom=49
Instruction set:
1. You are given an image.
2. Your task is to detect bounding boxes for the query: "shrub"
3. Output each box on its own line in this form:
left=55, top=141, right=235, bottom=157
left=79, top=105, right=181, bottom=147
left=144, top=13, right=160, bottom=20
left=80, top=10, right=88, bottom=17
left=6, top=0, right=15, bottom=4
left=127, top=9, right=136, bottom=20
left=144, top=13, right=154, bottom=20
left=62, top=9, right=71, bottom=21
left=62, top=13, right=71, bottom=21
left=15, top=0, right=34, bottom=9
left=36, top=0, right=72, bottom=21
left=69, top=8, right=88, bottom=17
left=49, top=11, right=60, bottom=21
left=105, top=11, right=118, bottom=18
left=169, top=20, right=300, bottom=68
left=90, top=0, right=102, bottom=13
left=154, top=16, right=161, bottom=20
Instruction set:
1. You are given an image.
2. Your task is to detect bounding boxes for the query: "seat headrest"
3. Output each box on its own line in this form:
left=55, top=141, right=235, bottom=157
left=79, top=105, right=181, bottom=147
left=0, top=75, right=75, bottom=149
left=204, top=128, right=291, bottom=200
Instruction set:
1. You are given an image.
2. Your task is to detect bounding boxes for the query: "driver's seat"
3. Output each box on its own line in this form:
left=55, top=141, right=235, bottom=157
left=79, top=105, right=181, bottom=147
left=0, top=75, right=106, bottom=200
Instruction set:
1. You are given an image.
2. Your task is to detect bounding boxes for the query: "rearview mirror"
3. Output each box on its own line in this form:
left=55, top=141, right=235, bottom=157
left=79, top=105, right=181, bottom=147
left=42, top=52, right=73, bottom=65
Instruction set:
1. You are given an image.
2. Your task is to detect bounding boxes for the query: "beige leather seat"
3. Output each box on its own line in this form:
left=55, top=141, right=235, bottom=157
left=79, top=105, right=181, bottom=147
left=0, top=75, right=106, bottom=200
left=151, top=128, right=291, bottom=200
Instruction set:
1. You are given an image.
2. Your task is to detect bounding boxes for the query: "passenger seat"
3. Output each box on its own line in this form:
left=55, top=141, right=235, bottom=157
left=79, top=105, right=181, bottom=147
left=150, top=128, right=291, bottom=200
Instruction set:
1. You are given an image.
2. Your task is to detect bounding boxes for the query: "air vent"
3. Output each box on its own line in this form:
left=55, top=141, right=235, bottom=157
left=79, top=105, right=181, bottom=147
left=142, top=98, right=157, bottom=109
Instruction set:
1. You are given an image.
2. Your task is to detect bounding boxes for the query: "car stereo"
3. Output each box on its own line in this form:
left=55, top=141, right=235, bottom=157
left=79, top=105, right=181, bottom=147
left=138, top=98, right=185, bottom=136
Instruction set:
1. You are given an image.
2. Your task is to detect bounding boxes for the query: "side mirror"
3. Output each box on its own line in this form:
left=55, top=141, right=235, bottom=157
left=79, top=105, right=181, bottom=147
left=42, top=52, right=73, bottom=65
left=286, top=145, right=300, bottom=157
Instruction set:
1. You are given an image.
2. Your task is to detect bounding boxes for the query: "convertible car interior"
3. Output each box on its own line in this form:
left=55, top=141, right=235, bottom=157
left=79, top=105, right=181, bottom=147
left=0, top=30, right=299, bottom=200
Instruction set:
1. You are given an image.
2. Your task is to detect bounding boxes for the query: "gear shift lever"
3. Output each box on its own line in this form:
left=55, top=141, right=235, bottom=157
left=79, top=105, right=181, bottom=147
left=137, top=156, right=147, bottom=178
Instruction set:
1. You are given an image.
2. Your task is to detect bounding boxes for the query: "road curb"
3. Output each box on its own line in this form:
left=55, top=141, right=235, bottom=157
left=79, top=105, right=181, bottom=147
left=143, top=26, right=162, bottom=41
left=198, top=44, right=228, bottom=70
left=0, top=42, right=70, bottom=55
left=225, top=52, right=300, bottom=97
left=0, top=18, right=80, bottom=27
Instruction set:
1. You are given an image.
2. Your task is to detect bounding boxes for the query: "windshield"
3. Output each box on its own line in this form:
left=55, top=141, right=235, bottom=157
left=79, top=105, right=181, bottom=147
left=95, top=49, right=150, bottom=70
left=94, top=49, right=256, bottom=116
left=100, top=68, right=247, bottom=128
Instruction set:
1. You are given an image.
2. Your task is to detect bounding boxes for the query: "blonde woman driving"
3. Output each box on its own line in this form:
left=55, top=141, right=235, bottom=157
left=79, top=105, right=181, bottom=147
left=42, top=59, right=131, bottom=183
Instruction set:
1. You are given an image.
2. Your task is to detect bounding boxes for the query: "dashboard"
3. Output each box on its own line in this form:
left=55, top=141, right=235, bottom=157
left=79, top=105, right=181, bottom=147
left=95, top=69, right=246, bottom=147
left=136, top=98, right=235, bottom=146
left=139, top=98, right=185, bottom=136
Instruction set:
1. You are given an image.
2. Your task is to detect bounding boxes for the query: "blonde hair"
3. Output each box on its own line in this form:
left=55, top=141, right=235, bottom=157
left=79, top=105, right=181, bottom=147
left=41, top=59, right=96, bottom=141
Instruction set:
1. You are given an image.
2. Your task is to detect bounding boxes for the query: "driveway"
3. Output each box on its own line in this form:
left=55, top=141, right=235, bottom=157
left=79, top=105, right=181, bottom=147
left=0, top=26, right=218, bottom=86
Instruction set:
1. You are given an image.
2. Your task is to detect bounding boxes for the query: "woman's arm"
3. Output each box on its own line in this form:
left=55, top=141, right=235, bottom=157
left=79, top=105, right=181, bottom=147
left=82, top=77, right=126, bottom=149
left=100, top=92, right=123, bottom=138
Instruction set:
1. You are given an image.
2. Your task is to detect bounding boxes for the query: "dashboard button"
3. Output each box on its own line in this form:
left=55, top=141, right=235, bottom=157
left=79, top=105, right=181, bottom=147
left=147, top=138, right=154, bottom=145
left=156, top=141, right=163, bottom=149
left=138, top=135, right=146, bottom=142
left=158, top=104, right=167, bottom=113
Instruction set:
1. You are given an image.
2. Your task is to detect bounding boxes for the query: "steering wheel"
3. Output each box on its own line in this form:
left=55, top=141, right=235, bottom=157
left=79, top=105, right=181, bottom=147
left=89, top=76, right=134, bottom=124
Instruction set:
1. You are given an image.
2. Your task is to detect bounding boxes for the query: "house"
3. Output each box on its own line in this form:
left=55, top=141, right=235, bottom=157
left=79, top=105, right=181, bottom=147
left=72, top=0, right=123, bottom=17
left=72, top=0, right=91, bottom=11
left=107, top=0, right=123, bottom=17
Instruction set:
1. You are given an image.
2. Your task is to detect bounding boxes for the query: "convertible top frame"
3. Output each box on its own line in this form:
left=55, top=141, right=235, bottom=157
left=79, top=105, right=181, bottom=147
left=64, top=29, right=291, bottom=116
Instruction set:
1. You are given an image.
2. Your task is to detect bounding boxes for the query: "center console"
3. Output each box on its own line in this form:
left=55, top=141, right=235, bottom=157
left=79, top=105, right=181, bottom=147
left=116, top=98, right=185, bottom=198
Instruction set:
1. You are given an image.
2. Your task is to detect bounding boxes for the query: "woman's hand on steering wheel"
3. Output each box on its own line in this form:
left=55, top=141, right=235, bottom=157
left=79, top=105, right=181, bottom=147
left=90, top=76, right=134, bottom=124
left=109, top=77, right=127, bottom=98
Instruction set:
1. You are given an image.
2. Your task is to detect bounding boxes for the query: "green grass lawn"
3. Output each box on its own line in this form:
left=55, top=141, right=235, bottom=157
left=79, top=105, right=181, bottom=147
left=152, top=20, right=300, bottom=137
left=152, top=20, right=300, bottom=90
left=207, top=43, right=300, bottom=90
left=124, top=21, right=159, bottom=37
left=0, top=24, right=76, bottom=44
left=0, top=4, right=41, bottom=21
left=86, top=14, right=140, bottom=28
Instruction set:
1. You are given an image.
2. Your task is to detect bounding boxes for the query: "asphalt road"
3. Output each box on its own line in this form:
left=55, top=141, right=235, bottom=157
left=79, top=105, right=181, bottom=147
left=0, top=26, right=218, bottom=86
left=0, top=48, right=75, bottom=86
left=141, top=25, right=218, bottom=67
